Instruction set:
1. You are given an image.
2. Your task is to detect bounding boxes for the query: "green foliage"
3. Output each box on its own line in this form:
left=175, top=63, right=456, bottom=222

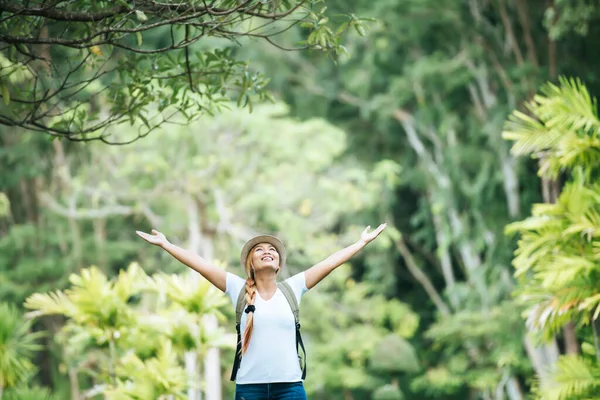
left=4, top=386, right=58, bottom=400
left=0, top=303, right=43, bottom=391
left=25, top=264, right=146, bottom=340
left=370, top=334, right=420, bottom=374
left=6, top=1, right=600, bottom=398
left=64, top=103, right=390, bottom=274
left=503, top=77, right=600, bottom=179
left=411, top=366, right=463, bottom=397
left=504, top=78, right=600, bottom=339
left=301, top=265, right=420, bottom=396
left=373, top=384, right=404, bottom=400
left=0, top=193, right=9, bottom=217
left=239, top=0, right=589, bottom=396
left=415, top=301, right=530, bottom=397
left=0, top=1, right=368, bottom=141
left=505, top=78, right=600, bottom=399
left=104, top=342, right=188, bottom=400
left=24, top=264, right=230, bottom=398
left=536, top=355, right=600, bottom=400
left=545, top=1, right=600, bottom=39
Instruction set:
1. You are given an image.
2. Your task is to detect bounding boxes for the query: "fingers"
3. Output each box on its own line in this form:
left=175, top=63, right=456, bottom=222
left=152, top=229, right=158, bottom=235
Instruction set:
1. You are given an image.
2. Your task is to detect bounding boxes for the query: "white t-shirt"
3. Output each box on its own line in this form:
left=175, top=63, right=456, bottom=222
left=225, top=271, right=308, bottom=384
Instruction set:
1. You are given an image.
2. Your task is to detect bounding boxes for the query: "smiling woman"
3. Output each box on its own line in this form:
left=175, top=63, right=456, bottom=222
left=136, top=223, right=386, bottom=400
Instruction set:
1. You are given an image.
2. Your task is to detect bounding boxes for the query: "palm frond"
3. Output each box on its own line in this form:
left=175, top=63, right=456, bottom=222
left=113, top=263, right=148, bottom=301
left=503, top=76, right=600, bottom=179
left=150, top=273, right=228, bottom=316
left=539, top=355, right=600, bottom=400
left=24, top=291, right=76, bottom=318
left=4, top=385, right=59, bottom=400
left=109, top=341, right=188, bottom=399
left=0, top=303, right=43, bottom=389
left=537, top=255, right=596, bottom=289
left=502, top=111, right=563, bottom=156
left=537, top=77, right=599, bottom=135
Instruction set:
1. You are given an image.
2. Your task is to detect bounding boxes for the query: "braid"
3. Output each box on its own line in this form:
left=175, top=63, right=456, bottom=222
left=242, top=259, right=257, bottom=354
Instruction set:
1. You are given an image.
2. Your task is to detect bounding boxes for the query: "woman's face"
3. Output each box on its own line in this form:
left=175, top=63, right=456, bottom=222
left=250, top=242, right=280, bottom=273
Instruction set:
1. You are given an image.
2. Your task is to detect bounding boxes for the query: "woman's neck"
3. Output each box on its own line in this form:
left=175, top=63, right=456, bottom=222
left=253, top=272, right=278, bottom=298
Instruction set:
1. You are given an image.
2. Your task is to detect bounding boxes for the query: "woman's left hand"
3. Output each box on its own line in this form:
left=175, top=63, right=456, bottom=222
left=360, top=223, right=387, bottom=244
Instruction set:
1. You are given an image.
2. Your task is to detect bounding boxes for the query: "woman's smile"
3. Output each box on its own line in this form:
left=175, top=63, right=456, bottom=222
left=252, top=243, right=279, bottom=269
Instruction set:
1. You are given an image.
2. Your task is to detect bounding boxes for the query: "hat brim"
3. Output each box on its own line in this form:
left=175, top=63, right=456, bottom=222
left=240, top=235, right=286, bottom=269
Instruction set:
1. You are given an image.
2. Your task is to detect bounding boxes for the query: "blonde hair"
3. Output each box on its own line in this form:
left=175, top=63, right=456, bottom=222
left=242, top=252, right=257, bottom=355
left=241, top=244, right=280, bottom=354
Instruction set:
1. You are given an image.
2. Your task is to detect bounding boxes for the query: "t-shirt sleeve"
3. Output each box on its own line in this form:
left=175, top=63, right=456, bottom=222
left=225, top=272, right=246, bottom=308
left=284, top=271, right=309, bottom=305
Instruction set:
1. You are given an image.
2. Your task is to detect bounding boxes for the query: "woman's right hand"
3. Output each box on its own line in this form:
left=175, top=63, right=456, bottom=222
left=136, top=229, right=169, bottom=247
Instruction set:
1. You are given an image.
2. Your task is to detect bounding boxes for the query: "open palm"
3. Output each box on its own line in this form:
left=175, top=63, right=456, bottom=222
left=136, top=229, right=169, bottom=247
left=360, top=223, right=387, bottom=244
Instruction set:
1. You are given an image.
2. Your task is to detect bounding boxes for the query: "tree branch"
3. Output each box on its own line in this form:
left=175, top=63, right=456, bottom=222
left=394, top=234, right=451, bottom=317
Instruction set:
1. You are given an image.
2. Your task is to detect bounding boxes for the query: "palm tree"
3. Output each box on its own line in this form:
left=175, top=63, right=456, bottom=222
left=503, top=77, right=600, bottom=399
left=24, top=263, right=233, bottom=399
left=147, top=273, right=234, bottom=399
left=0, top=303, right=43, bottom=399
left=24, top=264, right=148, bottom=396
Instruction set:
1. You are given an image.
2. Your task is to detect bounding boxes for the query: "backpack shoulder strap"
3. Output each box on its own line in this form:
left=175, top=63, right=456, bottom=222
left=230, top=285, right=247, bottom=381
left=235, top=285, right=247, bottom=325
left=278, top=281, right=299, bottom=323
left=278, top=281, right=307, bottom=379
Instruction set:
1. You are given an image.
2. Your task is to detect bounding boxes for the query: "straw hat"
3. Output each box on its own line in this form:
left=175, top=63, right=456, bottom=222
left=240, top=235, right=287, bottom=269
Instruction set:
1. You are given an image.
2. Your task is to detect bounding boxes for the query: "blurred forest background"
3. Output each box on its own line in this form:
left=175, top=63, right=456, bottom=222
left=1, top=0, right=600, bottom=399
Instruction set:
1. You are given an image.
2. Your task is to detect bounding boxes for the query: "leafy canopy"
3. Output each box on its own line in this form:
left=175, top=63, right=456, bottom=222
left=0, top=0, right=372, bottom=143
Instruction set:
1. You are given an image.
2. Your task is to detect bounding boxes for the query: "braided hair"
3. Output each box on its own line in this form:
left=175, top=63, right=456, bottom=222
left=242, top=253, right=258, bottom=355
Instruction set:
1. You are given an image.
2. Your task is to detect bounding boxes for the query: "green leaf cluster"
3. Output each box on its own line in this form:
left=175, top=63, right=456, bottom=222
left=504, top=77, right=600, bottom=399
left=24, top=263, right=230, bottom=399
left=0, top=303, right=43, bottom=392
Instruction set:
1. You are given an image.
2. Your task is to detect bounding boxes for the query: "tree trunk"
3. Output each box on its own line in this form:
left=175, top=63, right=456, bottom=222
left=501, top=152, right=520, bottom=218
left=547, top=0, right=557, bottom=79
left=496, top=0, right=524, bottom=66
left=593, top=319, right=600, bottom=365
left=506, top=375, right=524, bottom=400
left=51, top=140, right=83, bottom=267
left=186, top=195, right=202, bottom=400
left=185, top=352, right=200, bottom=400
left=93, top=217, right=107, bottom=269
left=431, top=207, right=459, bottom=309
left=394, top=236, right=451, bottom=316
left=186, top=195, right=223, bottom=400
left=541, top=163, right=579, bottom=355
left=198, top=200, right=222, bottom=400
left=394, top=112, right=489, bottom=305
left=524, top=335, right=559, bottom=383
left=69, top=368, right=80, bottom=400
left=515, top=0, right=539, bottom=67
left=563, top=322, right=580, bottom=355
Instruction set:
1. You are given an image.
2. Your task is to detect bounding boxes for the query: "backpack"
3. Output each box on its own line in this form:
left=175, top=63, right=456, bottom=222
left=230, top=281, right=307, bottom=381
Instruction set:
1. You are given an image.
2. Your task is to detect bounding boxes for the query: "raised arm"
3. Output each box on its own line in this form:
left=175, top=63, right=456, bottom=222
left=136, top=229, right=227, bottom=292
left=304, top=223, right=386, bottom=290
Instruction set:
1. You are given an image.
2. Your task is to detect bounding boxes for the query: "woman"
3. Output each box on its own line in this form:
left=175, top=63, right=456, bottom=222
left=136, top=223, right=386, bottom=400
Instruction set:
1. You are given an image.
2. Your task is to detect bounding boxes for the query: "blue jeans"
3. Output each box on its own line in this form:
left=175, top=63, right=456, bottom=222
left=235, top=381, right=307, bottom=400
